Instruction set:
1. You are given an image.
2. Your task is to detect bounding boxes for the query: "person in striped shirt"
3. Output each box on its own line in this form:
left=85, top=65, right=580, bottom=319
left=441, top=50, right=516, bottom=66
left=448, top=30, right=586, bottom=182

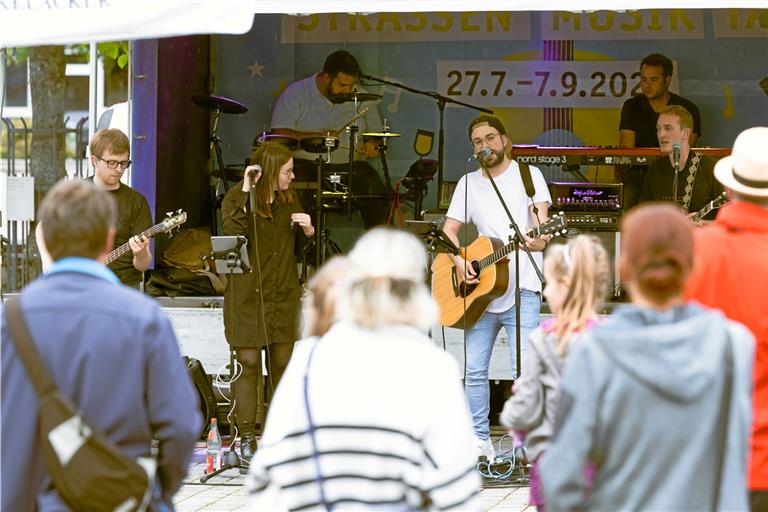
left=245, top=228, right=482, bottom=511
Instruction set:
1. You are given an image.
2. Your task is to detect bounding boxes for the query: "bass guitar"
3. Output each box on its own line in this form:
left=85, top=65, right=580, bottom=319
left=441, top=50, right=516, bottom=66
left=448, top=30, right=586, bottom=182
left=105, top=210, right=187, bottom=265
left=691, top=192, right=728, bottom=223
left=432, top=212, right=566, bottom=328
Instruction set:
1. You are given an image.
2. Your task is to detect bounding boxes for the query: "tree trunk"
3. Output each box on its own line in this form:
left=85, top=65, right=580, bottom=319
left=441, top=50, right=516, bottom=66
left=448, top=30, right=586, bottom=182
left=27, top=46, right=67, bottom=281
left=29, top=45, right=67, bottom=207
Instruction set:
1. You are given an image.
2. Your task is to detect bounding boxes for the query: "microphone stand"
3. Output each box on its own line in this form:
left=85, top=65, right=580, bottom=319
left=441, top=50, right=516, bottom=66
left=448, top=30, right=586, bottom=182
left=485, top=168, right=544, bottom=378
left=361, top=73, right=493, bottom=209
left=202, top=235, right=250, bottom=482
left=245, top=173, right=266, bottom=473
left=672, top=159, right=680, bottom=206
left=672, top=144, right=681, bottom=206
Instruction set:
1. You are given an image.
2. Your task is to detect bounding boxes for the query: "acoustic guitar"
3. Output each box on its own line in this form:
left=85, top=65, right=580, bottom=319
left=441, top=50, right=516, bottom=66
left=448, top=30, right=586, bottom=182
left=105, top=210, right=187, bottom=265
left=432, top=212, right=567, bottom=328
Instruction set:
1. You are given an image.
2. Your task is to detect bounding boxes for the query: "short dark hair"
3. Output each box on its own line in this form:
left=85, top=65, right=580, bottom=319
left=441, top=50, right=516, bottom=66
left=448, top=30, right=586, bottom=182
left=322, top=50, right=361, bottom=78
left=38, top=179, right=117, bottom=261
left=640, top=53, right=673, bottom=78
left=467, top=115, right=507, bottom=140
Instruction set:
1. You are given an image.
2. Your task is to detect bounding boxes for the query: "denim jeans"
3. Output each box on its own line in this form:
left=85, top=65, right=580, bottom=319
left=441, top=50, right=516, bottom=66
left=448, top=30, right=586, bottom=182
left=465, top=289, right=541, bottom=441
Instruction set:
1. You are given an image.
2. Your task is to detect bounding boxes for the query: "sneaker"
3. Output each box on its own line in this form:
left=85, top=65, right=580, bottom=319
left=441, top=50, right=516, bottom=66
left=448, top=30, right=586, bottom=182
left=476, top=437, right=496, bottom=464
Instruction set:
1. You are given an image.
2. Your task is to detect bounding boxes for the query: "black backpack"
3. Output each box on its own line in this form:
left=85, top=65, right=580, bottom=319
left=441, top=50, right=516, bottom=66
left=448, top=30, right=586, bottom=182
left=5, top=299, right=154, bottom=511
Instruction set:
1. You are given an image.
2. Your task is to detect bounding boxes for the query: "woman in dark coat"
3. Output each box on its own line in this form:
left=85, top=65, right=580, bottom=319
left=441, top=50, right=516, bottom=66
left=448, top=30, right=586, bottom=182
left=221, top=141, right=314, bottom=469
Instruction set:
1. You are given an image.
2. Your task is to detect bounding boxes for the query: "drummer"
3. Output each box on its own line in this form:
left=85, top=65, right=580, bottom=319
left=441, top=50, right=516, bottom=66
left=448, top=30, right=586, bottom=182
left=268, top=49, right=388, bottom=228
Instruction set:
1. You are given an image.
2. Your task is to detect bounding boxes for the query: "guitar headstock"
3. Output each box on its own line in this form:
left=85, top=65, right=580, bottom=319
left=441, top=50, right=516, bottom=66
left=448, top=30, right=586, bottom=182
left=162, top=210, right=187, bottom=237
left=538, top=211, right=567, bottom=237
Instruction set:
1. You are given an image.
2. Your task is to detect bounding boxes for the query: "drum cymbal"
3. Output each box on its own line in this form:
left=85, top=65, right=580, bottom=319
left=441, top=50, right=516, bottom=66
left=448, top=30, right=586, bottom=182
left=362, top=132, right=402, bottom=138
left=191, top=94, right=248, bottom=114
left=334, top=92, right=383, bottom=103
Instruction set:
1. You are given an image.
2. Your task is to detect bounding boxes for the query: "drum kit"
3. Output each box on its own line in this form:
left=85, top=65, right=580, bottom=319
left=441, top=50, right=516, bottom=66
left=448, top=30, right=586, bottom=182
left=252, top=92, right=402, bottom=267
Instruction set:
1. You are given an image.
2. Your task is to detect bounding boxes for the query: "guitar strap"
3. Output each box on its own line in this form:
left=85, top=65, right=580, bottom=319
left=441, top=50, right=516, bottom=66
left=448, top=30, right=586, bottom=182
left=518, top=162, right=536, bottom=199
left=681, top=151, right=701, bottom=213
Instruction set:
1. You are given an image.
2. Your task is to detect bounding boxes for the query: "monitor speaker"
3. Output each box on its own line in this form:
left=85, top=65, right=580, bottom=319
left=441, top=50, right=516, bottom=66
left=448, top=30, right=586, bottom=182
left=184, top=356, right=218, bottom=438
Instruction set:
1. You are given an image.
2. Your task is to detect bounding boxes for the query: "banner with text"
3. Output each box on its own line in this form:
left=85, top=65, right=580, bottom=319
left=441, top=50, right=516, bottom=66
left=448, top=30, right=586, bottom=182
left=280, top=12, right=531, bottom=43
left=437, top=60, right=681, bottom=109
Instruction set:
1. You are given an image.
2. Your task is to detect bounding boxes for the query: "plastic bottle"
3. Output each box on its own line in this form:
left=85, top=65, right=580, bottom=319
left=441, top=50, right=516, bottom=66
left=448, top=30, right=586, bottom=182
left=206, top=418, right=222, bottom=473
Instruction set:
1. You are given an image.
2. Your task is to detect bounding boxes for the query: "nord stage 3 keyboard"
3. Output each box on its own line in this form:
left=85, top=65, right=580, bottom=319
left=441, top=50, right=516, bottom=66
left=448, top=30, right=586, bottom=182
left=511, top=146, right=730, bottom=166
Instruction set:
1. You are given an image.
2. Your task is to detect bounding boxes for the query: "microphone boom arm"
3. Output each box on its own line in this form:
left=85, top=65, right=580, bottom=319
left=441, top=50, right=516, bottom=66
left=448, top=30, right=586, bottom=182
left=361, top=73, right=493, bottom=209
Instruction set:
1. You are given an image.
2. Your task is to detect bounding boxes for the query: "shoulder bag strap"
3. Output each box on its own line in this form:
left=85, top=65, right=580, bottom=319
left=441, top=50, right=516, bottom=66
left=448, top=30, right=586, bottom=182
left=5, top=298, right=59, bottom=397
left=712, top=337, right=732, bottom=510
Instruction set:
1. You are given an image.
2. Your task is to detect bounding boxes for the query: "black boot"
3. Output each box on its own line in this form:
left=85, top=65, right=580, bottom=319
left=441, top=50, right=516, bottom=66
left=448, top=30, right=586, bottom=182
left=239, top=424, right=258, bottom=474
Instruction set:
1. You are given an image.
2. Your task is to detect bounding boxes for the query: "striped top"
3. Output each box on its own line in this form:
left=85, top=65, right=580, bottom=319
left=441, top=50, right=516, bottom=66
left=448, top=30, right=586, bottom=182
left=246, top=322, right=482, bottom=511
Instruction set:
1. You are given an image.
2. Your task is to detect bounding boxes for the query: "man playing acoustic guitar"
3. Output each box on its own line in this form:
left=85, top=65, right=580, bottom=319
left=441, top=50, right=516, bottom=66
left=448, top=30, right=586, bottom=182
left=442, top=115, right=552, bottom=463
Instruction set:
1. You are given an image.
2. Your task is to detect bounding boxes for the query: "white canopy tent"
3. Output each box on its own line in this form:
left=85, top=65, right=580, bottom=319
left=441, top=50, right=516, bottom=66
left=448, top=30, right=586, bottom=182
left=0, top=0, right=761, bottom=180
left=0, top=0, right=762, bottom=160
left=1, top=0, right=765, bottom=49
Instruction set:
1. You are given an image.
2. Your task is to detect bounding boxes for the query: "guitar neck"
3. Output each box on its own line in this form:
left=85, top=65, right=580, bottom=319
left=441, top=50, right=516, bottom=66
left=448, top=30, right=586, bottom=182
left=476, top=226, right=537, bottom=273
left=692, top=206, right=712, bottom=223
left=105, top=223, right=162, bottom=264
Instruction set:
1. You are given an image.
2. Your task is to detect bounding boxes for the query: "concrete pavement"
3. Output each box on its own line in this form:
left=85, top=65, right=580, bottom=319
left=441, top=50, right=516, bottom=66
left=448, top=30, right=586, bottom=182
left=173, top=438, right=532, bottom=511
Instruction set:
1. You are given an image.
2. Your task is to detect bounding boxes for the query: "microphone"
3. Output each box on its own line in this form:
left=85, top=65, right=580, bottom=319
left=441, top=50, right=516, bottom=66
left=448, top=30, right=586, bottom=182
left=247, top=164, right=262, bottom=184
left=359, top=73, right=375, bottom=80
left=672, top=142, right=681, bottom=172
left=474, top=147, right=492, bottom=160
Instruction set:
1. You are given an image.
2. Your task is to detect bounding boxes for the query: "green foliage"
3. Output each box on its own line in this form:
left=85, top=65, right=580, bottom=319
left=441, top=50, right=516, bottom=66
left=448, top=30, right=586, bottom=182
left=69, top=41, right=130, bottom=71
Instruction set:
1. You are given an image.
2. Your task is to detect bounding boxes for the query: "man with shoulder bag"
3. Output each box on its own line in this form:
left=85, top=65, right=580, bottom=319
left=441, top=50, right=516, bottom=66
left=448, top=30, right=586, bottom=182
left=1, top=180, right=201, bottom=511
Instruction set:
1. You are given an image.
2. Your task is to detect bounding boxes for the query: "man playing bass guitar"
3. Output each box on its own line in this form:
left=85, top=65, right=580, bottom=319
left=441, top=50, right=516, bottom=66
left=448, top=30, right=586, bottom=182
left=441, top=115, right=552, bottom=463
left=87, top=129, right=153, bottom=287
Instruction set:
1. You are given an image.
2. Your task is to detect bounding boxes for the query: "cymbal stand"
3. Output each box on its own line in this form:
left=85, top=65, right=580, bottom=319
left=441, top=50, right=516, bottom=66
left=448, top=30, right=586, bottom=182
left=346, top=96, right=361, bottom=221
left=314, top=157, right=343, bottom=268
left=209, top=108, right=229, bottom=235
left=378, top=119, right=395, bottom=198
left=210, top=107, right=229, bottom=194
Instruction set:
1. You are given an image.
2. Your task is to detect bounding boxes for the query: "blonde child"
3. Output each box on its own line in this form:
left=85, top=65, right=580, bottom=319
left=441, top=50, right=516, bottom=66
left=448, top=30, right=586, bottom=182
left=500, top=235, right=610, bottom=511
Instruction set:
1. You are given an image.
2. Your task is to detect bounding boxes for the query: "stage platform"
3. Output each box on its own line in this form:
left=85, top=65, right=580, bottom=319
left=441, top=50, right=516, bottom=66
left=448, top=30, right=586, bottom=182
left=155, top=295, right=622, bottom=381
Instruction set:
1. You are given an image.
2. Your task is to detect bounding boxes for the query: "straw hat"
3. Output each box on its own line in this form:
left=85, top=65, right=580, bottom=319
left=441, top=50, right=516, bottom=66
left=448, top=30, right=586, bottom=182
left=714, top=126, right=768, bottom=197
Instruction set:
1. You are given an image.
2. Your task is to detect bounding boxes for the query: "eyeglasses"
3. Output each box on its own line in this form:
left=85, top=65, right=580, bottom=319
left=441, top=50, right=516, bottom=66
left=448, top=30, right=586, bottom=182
left=471, top=132, right=502, bottom=149
left=95, top=156, right=132, bottom=169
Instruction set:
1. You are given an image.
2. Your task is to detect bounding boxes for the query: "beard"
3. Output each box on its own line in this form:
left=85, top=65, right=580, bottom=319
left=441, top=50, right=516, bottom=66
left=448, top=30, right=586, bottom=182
left=480, top=147, right=506, bottom=168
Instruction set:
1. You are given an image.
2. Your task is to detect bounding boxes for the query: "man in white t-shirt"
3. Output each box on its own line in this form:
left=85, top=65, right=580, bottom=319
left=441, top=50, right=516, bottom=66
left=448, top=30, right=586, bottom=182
left=270, top=50, right=387, bottom=229
left=442, top=115, right=552, bottom=462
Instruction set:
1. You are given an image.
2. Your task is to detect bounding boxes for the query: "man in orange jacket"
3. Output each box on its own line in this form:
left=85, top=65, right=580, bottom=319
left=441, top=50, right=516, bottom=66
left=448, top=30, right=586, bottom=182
left=684, top=126, right=768, bottom=511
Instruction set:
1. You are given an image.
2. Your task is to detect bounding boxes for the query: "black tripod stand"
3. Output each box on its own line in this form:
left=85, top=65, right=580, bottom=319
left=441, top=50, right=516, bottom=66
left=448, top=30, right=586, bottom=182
left=311, top=139, right=346, bottom=268
left=200, top=235, right=253, bottom=482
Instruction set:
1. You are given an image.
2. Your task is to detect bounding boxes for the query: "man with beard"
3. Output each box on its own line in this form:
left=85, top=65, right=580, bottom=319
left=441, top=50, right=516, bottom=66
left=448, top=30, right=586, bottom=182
left=442, top=115, right=552, bottom=463
left=269, top=50, right=388, bottom=230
